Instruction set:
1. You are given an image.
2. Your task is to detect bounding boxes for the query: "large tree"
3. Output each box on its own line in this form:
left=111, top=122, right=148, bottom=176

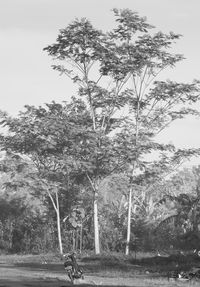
left=44, top=8, right=200, bottom=254
left=43, top=18, right=129, bottom=254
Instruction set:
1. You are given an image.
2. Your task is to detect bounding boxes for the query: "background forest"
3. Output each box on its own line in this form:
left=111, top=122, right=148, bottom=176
left=0, top=8, right=200, bottom=256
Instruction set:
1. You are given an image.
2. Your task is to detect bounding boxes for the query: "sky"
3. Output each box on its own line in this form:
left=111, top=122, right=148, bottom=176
left=0, top=0, right=200, bottom=165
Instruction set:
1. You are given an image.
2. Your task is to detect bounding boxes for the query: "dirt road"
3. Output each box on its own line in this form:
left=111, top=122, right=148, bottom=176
left=0, top=259, right=200, bottom=287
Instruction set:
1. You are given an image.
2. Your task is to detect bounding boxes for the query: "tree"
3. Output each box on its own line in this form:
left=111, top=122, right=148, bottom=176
left=103, top=8, right=200, bottom=254
left=0, top=101, right=90, bottom=254
left=44, top=8, right=200, bottom=254
left=43, top=20, right=128, bottom=254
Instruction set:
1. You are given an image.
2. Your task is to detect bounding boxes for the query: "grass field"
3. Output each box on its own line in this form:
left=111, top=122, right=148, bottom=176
left=0, top=252, right=200, bottom=286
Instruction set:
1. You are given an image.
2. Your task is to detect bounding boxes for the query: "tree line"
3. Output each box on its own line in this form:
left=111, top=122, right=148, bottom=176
left=0, top=8, right=200, bottom=255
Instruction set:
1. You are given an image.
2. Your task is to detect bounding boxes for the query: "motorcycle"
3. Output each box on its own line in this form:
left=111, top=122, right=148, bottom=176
left=63, top=252, right=84, bottom=284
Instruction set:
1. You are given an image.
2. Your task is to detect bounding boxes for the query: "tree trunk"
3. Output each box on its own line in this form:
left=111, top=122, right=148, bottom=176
left=56, top=190, right=63, bottom=255
left=46, top=187, right=63, bottom=255
left=56, top=211, right=63, bottom=255
left=94, top=191, right=100, bottom=254
left=87, top=174, right=100, bottom=254
left=125, top=186, right=132, bottom=255
left=125, top=161, right=138, bottom=255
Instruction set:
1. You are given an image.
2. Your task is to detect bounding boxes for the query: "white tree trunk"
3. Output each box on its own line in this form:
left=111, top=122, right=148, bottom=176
left=94, top=191, right=100, bottom=254
left=125, top=187, right=132, bottom=255
left=86, top=174, right=100, bottom=254
left=56, top=190, right=63, bottom=255
left=56, top=210, right=63, bottom=254
left=47, top=187, right=63, bottom=255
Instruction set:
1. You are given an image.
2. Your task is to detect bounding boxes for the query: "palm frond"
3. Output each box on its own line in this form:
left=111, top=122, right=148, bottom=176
left=154, top=213, right=178, bottom=232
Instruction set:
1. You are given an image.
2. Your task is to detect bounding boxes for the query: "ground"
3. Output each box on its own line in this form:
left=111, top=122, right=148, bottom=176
left=0, top=253, right=200, bottom=287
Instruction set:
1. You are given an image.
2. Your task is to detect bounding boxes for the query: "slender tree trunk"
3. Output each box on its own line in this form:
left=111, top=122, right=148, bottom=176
left=87, top=174, right=100, bottom=254
left=55, top=190, right=63, bottom=255
left=125, top=185, right=132, bottom=255
left=47, top=187, right=63, bottom=255
left=94, top=191, right=100, bottom=254
left=56, top=211, right=63, bottom=254
left=125, top=161, right=137, bottom=255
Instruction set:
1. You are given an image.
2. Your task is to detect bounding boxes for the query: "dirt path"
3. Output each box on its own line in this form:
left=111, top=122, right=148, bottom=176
left=0, top=262, right=200, bottom=287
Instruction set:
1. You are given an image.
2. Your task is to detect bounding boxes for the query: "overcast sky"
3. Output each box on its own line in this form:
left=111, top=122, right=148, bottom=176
left=1, top=0, right=200, bottom=163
